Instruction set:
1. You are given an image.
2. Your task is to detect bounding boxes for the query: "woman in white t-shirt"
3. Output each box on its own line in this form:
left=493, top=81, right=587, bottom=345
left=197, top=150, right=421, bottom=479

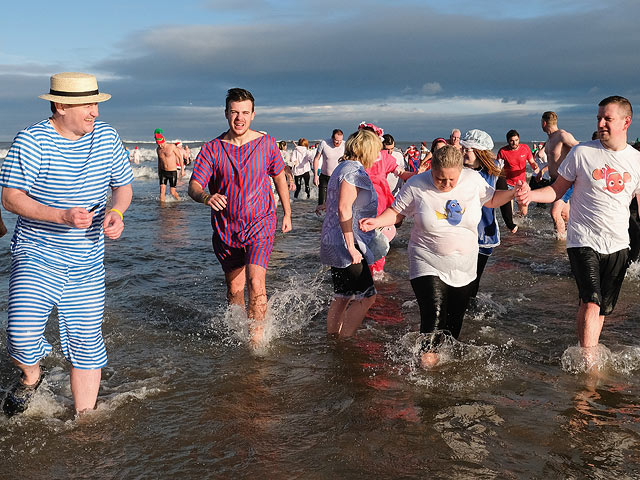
left=360, top=145, right=524, bottom=367
left=291, top=138, right=314, bottom=199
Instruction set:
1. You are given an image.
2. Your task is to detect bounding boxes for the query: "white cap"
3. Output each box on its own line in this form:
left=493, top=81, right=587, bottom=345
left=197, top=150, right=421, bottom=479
left=459, top=129, right=494, bottom=151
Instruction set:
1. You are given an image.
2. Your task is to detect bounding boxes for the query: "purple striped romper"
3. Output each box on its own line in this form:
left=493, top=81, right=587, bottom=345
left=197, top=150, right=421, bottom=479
left=192, top=132, right=285, bottom=272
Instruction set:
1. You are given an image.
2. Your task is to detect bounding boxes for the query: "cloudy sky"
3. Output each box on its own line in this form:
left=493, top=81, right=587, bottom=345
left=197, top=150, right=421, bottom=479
left=1, top=0, right=639, bottom=143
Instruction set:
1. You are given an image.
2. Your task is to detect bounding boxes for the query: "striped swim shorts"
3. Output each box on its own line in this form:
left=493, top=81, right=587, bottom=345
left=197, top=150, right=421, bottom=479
left=7, top=251, right=107, bottom=370
left=212, top=232, right=275, bottom=273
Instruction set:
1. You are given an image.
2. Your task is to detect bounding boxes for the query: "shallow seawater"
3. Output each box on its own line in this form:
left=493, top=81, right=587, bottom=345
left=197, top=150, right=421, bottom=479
left=1, top=162, right=640, bottom=479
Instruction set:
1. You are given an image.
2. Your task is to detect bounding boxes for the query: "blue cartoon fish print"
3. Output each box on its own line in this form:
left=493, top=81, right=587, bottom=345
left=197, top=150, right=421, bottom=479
left=435, top=199, right=465, bottom=225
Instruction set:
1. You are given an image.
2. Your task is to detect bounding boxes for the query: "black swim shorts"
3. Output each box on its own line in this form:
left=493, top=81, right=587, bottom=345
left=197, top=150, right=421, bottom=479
left=330, top=256, right=376, bottom=299
left=159, top=169, right=178, bottom=187
left=567, top=246, right=629, bottom=316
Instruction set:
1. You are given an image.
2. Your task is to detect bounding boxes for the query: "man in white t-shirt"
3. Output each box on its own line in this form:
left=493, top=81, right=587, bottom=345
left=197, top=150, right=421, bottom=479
left=313, top=129, right=345, bottom=206
left=519, top=96, right=640, bottom=359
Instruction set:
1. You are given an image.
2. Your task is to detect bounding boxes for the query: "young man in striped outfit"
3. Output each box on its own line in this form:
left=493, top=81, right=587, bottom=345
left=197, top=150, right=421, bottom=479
left=0, top=72, right=133, bottom=415
left=188, top=88, right=292, bottom=346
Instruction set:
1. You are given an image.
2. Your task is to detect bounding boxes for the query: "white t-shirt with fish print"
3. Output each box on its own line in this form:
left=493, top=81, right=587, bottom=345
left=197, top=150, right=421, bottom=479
left=392, top=168, right=494, bottom=286
left=559, top=140, right=640, bottom=254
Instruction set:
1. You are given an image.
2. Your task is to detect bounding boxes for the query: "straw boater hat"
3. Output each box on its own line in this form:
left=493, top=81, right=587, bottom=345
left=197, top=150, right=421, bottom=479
left=38, top=72, right=111, bottom=104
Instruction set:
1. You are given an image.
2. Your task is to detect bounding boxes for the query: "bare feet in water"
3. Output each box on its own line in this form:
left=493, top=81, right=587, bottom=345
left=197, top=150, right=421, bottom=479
left=420, top=351, right=440, bottom=368
left=249, top=320, right=265, bottom=348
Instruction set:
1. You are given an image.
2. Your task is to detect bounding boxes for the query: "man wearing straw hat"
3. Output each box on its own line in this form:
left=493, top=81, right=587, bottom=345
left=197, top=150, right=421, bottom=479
left=0, top=72, right=133, bottom=415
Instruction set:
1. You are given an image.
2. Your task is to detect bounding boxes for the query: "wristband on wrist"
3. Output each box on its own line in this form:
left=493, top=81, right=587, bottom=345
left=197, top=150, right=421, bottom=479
left=109, top=208, right=124, bottom=220
left=203, top=194, right=211, bottom=205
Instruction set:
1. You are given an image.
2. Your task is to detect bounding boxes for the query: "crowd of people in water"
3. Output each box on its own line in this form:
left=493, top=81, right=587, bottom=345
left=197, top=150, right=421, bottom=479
left=1, top=72, right=640, bottom=417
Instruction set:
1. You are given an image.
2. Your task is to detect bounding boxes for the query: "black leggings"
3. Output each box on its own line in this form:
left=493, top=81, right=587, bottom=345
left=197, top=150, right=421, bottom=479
left=496, top=176, right=516, bottom=230
left=318, top=173, right=331, bottom=205
left=294, top=172, right=310, bottom=198
left=410, top=275, right=474, bottom=343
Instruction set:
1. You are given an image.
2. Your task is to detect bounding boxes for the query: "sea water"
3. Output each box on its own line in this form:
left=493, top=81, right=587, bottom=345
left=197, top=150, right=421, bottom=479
left=0, top=144, right=639, bottom=479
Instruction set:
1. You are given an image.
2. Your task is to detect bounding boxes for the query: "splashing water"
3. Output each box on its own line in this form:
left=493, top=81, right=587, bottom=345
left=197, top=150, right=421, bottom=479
left=561, top=344, right=613, bottom=373
left=219, top=271, right=327, bottom=352
left=386, top=331, right=509, bottom=391
left=562, top=344, right=640, bottom=375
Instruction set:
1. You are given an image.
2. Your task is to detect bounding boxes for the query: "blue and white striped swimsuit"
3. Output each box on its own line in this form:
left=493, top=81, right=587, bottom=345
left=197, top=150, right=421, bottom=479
left=0, top=119, right=133, bottom=369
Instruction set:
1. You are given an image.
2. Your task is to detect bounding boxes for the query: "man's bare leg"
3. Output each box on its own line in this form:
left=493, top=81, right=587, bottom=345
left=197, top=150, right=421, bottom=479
left=12, top=359, right=41, bottom=386
left=170, top=186, right=180, bottom=201
left=577, top=301, right=604, bottom=348
left=71, top=367, right=101, bottom=414
left=160, top=184, right=167, bottom=202
left=577, top=301, right=605, bottom=370
left=247, top=264, right=268, bottom=346
left=225, top=266, right=247, bottom=311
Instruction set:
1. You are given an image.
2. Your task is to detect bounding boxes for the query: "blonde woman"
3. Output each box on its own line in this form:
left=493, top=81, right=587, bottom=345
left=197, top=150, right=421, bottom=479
left=320, top=129, right=389, bottom=337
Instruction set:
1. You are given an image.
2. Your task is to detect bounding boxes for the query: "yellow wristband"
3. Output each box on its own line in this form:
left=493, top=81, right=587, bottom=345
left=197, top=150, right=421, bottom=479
left=203, top=194, right=211, bottom=205
left=109, top=208, right=124, bottom=220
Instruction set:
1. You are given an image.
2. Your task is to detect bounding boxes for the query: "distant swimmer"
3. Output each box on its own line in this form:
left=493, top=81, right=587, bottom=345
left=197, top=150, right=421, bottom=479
left=518, top=96, right=640, bottom=365
left=540, top=111, right=579, bottom=239
left=383, top=134, right=409, bottom=197
left=290, top=138, right=314, bottom=199
left=0, top=72, right=133, bottom=415
left=314, top=129, right=345, bottom=209
left=404, top=144, right=421, bottom=172
left=175, top=140, right=189, bottom=171
left=496, top=129, right=540, bottom=229
left=278, top=140, right=295, bottom=191
left=130, top=145, right=141, bottom=164
left=448, top=128, right=462, bottom=150
left=188, top=88, right=292, bottom=347
left=155, top=128, right=184, bottom=202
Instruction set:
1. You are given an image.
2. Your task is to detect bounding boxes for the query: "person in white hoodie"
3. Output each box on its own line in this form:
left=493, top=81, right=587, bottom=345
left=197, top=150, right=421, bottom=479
left=291, top=138, right=314, bottom=198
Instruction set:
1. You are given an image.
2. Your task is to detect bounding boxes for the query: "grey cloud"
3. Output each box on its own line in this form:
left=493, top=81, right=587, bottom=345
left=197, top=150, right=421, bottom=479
left=2, top=0, right=640, bottom=142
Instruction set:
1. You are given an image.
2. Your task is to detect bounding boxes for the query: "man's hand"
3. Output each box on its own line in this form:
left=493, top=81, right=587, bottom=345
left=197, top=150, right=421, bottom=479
left=104, top=210, right=124, bottom=239
left=62, top=207, right=94, bottom=229
left=515, top=180, right=531, bottom=208
left=204, top=193, right=228, bottom=211
left=359, top=217, right=378, bottom=232
left=281, top=213, right=292, bottom=233
left=313, top=175, right=320, bottom=187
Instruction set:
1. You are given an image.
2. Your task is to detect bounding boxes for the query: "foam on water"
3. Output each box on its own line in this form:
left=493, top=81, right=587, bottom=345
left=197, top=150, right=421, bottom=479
left=131, top=165, right=157, bottom=179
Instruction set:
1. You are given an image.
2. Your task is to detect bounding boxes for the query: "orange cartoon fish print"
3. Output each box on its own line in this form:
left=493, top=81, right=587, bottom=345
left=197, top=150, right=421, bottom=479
left=592, top=164, right=631, bottom=194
